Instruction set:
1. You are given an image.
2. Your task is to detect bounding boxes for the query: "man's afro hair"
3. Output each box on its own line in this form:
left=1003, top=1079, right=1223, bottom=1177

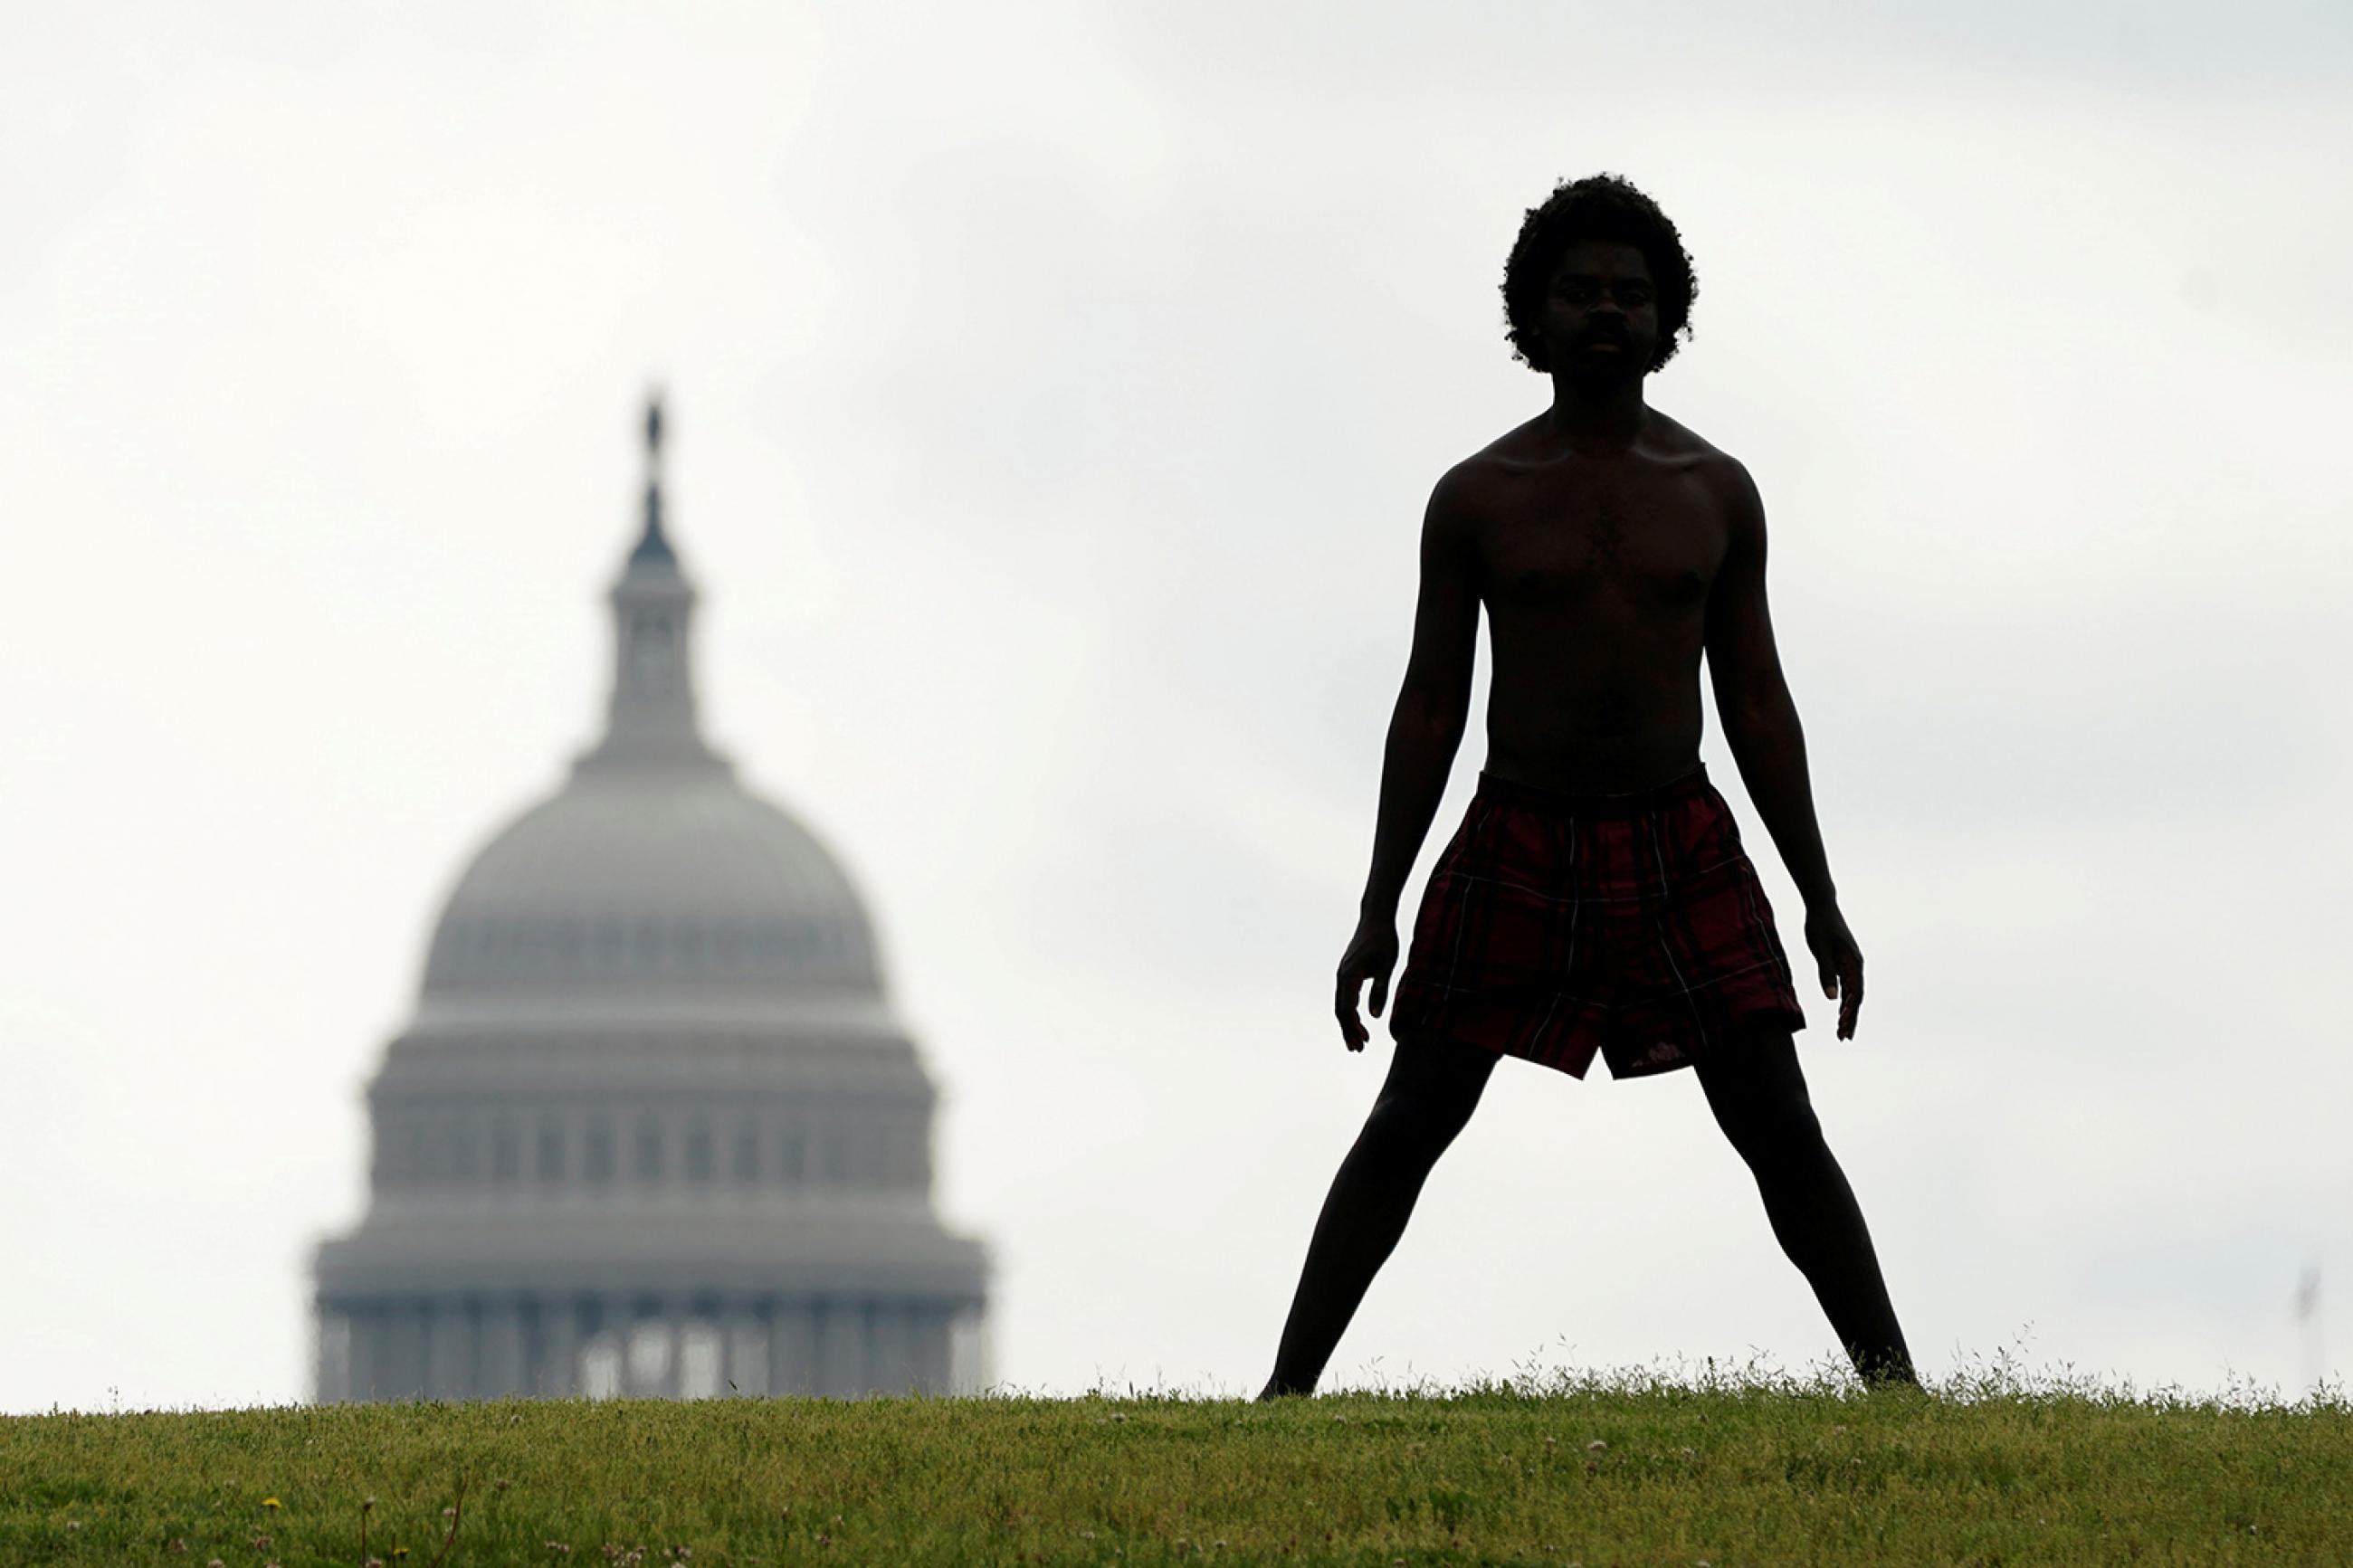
left=1501, top=173, right=1698, bottom=375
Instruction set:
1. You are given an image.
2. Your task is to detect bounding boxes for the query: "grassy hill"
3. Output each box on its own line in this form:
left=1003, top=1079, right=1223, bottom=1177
left=4, top=1359, right=2345, bottom=1566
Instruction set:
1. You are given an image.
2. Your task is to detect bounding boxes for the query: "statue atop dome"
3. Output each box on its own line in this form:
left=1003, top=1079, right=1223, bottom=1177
left=631, top=390, right=676, bottom=570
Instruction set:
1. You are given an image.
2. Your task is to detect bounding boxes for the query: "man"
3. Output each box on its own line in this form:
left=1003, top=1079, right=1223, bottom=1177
left=1257, top=173, right=1917, bottom=1400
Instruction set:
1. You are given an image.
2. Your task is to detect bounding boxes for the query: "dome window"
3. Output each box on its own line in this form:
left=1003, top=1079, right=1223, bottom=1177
left=537, top=1117, right=567, bottom=1183
left=634, top=1115, right=666, bottom=1183
left=583, top=1120, right=614, bottom=1186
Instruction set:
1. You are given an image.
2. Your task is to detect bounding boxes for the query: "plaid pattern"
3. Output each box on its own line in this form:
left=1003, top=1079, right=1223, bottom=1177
left=1388, top=762, right=1808, bottom=1080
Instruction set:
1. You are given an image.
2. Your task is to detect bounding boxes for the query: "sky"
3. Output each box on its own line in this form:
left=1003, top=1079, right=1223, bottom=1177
left=4, top=0, right=2349, bottom=1414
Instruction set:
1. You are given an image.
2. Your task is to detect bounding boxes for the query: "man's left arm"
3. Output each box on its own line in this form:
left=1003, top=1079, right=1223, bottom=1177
left=1704, top=459, right=1864, bottom=1039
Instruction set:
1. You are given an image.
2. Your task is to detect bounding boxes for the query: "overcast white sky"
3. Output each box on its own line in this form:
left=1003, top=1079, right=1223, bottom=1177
left=5, top=1, right=2349, bottom=1414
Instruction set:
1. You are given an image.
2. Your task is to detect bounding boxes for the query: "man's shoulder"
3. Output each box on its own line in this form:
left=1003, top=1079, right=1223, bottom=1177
left=1644, top=413, right=1763, bottom=519
left=1644, top=408, right=1745, bottom=474
left=1429, top=416, right=1549, bottom=511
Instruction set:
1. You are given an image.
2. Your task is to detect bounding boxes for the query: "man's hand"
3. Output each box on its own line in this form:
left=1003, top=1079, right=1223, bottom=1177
left=1804, top=901, right=1864, bottom=1040
left=1334, top=915, right=1401, bottom=1052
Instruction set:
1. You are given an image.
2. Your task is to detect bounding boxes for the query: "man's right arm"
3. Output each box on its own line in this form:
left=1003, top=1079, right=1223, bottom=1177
left=1358, top=468, right=1481, bottom=921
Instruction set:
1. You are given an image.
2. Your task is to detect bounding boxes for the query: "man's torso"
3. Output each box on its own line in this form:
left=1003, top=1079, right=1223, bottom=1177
left=1450, top=406, right=1739, bottom=794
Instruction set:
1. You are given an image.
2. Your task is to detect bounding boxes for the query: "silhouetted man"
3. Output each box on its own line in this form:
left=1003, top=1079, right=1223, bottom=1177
left=1258, top=174, right=1918, bottom=1399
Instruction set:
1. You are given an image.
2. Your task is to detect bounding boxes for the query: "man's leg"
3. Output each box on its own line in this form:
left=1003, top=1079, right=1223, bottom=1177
left=1257, top=1031, right=1502, bottom=1400
left=1693, top=1026, right=1920, bottom=1389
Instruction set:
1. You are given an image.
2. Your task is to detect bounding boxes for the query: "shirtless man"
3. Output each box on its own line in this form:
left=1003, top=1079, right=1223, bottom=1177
left=1257, top=173, right=1918, bottom=1399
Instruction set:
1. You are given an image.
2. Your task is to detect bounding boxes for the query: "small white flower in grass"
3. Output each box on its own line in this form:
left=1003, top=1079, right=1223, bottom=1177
left=1586, top=1439, right=1607, bottom=1451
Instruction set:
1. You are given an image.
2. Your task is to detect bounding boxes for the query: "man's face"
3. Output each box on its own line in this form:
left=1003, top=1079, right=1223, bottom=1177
left=1538, top=240, right=1660, bottom=380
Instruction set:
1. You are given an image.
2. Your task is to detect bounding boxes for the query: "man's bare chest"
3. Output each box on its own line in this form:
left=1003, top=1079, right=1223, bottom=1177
left=1475, top=472, right=1729, bottom=617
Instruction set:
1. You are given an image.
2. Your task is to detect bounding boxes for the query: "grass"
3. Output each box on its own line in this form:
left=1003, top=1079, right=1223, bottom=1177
left=3, top=1350, right=2346, bottom=1566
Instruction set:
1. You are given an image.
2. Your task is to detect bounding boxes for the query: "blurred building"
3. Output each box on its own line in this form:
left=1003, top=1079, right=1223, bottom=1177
left=310, top=400, right=990, bottom=1402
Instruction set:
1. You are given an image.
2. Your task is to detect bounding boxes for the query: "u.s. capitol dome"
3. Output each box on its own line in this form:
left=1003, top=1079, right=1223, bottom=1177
left=310, top=400, right=992, bottom=1402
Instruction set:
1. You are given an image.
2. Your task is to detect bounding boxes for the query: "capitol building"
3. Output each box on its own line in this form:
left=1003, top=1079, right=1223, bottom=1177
left=310, top=402, right=991, bottom=1402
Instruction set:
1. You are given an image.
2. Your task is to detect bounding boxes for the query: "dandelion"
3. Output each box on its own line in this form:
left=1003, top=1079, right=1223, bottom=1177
left=394, top=1549, right=410, bottom=1560
left=262, top=1497, right=282, bottom=1510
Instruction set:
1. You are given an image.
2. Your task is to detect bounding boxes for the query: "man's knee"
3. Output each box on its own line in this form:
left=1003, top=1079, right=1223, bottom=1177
left=1700, top=1043, right=1825, bottom=1164
left=1366, top=1073, right=1483, bottom=1160
left=1371, top=1080, right=1474, bottom=1140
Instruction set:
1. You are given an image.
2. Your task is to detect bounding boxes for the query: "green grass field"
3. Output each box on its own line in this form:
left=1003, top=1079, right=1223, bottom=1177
left=5, top=1356, right=2346, bottom=1566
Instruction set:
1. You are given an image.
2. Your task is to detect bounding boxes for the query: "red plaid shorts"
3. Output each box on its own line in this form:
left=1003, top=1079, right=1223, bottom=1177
left=1388, top=762, right=1807, bottom=1080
